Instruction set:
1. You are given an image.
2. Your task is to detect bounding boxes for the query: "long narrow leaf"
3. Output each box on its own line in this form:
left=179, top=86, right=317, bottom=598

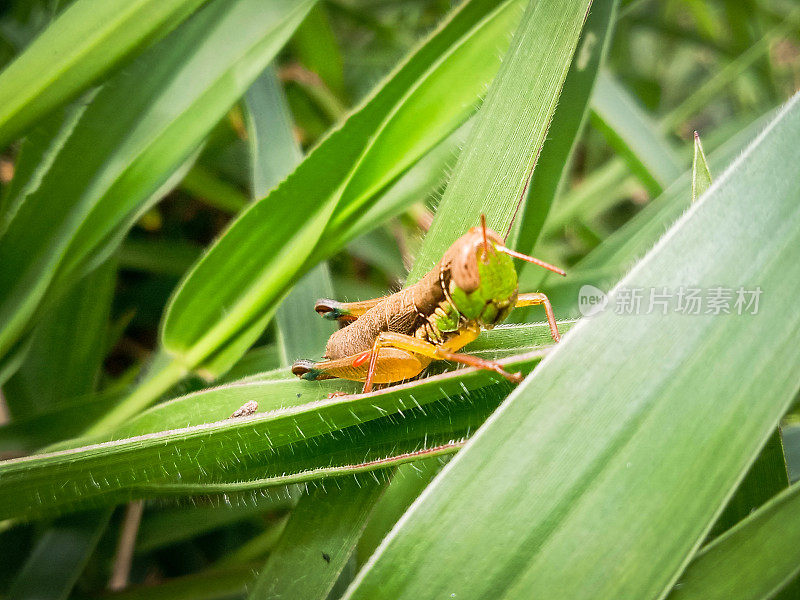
left=161, top=0, right=526, bottom=372
left=0, top=0, right=315, bottom=364
left=514, top=0, right=618, bottom=254
left=0, top=0, right=211, bottom=148
left=669, top=480, right=800, bottom=600
left=407, top=0, right=592, bottom=281
left=343, top=92, right=800, bottom=600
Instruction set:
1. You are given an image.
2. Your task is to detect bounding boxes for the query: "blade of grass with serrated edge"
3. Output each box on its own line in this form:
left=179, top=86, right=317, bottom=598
left=0, top=347, right=553, bottom=521
left=407, top=0, right=592, bottom=282
left=342, top=93, right=800, bottom=600
left=513, top=0, right=618, bottom=255
left=86, top=323, right=567, bottom=443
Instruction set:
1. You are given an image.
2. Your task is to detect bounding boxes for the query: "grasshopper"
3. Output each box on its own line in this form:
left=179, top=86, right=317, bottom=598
left=292, top=216, right=565, bottom=394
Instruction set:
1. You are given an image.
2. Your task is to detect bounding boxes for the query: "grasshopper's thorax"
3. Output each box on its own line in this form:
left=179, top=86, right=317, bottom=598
left=414, top=226, right=518, bottom=348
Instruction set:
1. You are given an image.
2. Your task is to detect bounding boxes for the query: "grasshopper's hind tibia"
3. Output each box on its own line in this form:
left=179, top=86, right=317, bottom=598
left=361, top=332, right=523, bottom=394
left=515, top=292, right=560, bottom=343
left=314, top=297, right=388, bottom=323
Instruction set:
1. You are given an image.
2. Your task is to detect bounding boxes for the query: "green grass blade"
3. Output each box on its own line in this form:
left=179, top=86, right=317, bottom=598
left=407, top=0, right=592, bottom=281
left=0, top=0, right=315, bottom=364
left=669, top=480, right=800, bottom=600
left=244, top=65, right=303, bottom=199
left=0, top=0, right=211, bottom=148
left=513, top=0, right=618, bottom=254
left=6, top=510, right=112, bottom=600
left=291, top=4, right=346, bottom=99
left=708, top=430, right=792, bottom=543
left=342, top=93, right=800, bottom=600
left=590, top=69, right=683, bottom=195
left=136, top=493, right=294, bottom=554
left=160, top=0, right=526, bottom=370
left=2, top=259, right=115, bottom=419
left=244, top=65, right=336, bottom=366
left=91, top=564, right=257, bottom=600
left=0, top=341, right=556, bottom=521
left=246, top=479, right=383, bottom=600
left=691, top=131, right=712, bottom=202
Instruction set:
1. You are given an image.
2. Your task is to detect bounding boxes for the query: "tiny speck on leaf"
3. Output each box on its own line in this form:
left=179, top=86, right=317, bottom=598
left=322, top=552, right=331, bottom=563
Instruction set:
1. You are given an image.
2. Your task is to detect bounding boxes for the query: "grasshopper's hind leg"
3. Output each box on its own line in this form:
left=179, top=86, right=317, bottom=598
left=292, top=348, right=428, bottom=386
left=515, top=293, right=560, bottom=343
left=359, top=332, right=523, bottom=394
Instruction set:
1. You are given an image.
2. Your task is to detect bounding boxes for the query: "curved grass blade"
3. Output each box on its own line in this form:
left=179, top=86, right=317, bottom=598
left=0, top=348, right=548, bottom=521
left=0, top=0, right=211, bottom=148
left=0, top=0, right=315, bottom=364
left=669, top=480, right=800, bottom=600
left=342, top=92, right=800, bottom=600
left=407, top=0, right=592, bottom=281
left=160, top=0, right=527, bottom=372
left=513, top=0, right=618, bottom=255
left=104, top=323, right=566, bottom=443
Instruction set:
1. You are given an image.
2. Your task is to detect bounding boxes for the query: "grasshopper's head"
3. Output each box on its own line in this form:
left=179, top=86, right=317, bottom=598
left=443, top=216, right=565, bottom=328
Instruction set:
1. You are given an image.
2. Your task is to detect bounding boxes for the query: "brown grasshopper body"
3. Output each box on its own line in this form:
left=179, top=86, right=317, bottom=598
left=292, top=218, right=564, bottom=393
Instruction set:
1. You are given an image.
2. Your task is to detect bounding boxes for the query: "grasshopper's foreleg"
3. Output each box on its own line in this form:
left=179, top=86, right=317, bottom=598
left=515, top=293, right=560, bottom=343
left=357, top=332, right=523, bottom=394
left=314, top=296, right=388, bottom=323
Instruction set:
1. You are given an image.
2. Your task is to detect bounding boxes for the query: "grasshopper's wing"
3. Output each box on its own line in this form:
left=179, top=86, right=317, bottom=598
left=314, top=296, right=390, bottom=323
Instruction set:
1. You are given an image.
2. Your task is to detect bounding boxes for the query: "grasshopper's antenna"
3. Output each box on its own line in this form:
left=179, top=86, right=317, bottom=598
left=495, top=245, right=566, bottom=276
left=480, top=214, right=490, bottom=260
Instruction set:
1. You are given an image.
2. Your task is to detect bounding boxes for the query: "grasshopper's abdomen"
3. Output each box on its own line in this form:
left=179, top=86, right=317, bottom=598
left=324, top=266, right=445, bottom=360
